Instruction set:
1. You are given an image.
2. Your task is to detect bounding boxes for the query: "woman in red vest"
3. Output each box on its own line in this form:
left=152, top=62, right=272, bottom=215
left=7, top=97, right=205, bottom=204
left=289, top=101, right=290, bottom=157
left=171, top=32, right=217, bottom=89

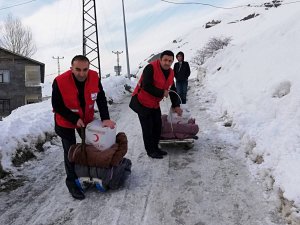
left=130, top=50, right=182, bottom=159
left=52, top=55, right=115, bottom=200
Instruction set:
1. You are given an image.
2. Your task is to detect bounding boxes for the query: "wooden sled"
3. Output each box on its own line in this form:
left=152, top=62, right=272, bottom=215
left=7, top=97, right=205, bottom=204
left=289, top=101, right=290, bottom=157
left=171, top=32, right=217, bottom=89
left=159, top=138, right=195, bottom=150
left=160, top=91, right=198, bottom=150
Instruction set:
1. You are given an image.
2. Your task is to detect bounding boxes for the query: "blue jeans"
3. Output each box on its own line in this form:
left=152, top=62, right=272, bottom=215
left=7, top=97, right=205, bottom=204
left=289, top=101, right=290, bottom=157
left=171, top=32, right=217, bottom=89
left=176, top=80, right=188, bottom=104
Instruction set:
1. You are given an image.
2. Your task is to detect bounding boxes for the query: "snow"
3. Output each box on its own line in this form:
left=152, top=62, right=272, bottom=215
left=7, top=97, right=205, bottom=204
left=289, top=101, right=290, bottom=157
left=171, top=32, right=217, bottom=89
left=1, top=0, right=300, bottom=224
left=0, top=100, right=54, bottom=169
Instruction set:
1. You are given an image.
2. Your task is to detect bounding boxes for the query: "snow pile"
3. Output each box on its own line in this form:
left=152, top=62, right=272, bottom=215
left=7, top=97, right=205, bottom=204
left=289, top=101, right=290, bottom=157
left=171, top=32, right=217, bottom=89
left=0, top=99, right=54, bottom=170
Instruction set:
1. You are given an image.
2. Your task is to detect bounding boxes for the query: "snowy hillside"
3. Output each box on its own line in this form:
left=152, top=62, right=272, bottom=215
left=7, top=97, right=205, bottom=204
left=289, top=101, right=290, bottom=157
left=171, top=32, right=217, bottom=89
left=157, top=0, right=300, bottom=220
left=123, top=0, right=300, bottom=221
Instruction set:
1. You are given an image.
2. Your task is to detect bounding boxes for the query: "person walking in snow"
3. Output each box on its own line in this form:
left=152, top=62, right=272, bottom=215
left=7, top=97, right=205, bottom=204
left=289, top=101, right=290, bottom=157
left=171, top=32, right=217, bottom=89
left=51, top=55, right=115, bottom=200
left=173, top=51, right=191, bottom=104
left=129, top=50, right=182, bottom=159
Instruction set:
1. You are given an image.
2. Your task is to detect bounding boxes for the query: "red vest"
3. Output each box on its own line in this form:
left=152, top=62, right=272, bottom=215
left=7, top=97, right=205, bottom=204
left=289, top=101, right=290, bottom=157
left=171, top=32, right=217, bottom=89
left=132, top=60, right=174, bottom=108
left=54, top=70, right=100, bottom=128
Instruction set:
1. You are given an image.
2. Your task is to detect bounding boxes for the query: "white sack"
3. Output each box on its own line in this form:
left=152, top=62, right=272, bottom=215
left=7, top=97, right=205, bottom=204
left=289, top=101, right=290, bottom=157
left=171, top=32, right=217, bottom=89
left=86, top=119, right=116, bottom=150
left=167, top=104, right=192, bottom=124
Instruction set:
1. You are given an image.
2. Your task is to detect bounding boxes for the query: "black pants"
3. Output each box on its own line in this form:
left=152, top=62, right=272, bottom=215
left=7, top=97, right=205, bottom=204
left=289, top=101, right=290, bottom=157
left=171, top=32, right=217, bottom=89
left=176, top=80, right=188, bottom=104
left=55, top=125, right=81, bottom=182
left=137, top=108, right=162, bottom=155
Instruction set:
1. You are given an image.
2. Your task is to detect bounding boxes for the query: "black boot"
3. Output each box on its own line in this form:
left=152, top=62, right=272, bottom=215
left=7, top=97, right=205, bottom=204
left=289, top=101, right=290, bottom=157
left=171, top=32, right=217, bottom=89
left=147, top=151, right=163, bottom=159
left=66, top=180, right=85, bottom=200
left=156, top=147, right=167, bottom=156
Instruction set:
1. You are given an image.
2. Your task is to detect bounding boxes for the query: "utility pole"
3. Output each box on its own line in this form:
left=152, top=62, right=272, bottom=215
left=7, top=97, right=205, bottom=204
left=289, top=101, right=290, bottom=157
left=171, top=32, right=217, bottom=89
left=52, top=56, right=64, bottom=76
left=121, top=0, right=131, bottom=78
left=112, top=50, right=123, bottom=76
left=82, top=0, right=101, bottom=76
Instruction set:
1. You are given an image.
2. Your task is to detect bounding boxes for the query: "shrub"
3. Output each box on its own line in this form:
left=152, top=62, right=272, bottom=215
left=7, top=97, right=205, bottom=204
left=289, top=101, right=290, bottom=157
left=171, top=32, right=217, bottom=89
left=205, top=20, right=221, bottom=28
left=191, top=36, right=232, bottom=69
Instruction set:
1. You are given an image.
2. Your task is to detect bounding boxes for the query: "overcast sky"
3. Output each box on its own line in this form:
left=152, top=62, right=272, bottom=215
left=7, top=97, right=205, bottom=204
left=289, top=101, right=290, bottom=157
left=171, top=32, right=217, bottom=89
left=0, top=0, right=230, bottom=79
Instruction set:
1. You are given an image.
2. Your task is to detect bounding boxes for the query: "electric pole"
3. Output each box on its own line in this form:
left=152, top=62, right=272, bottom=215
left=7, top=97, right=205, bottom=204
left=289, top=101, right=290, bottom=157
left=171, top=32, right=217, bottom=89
left=121, top=0, right=131, bottom=78
left=112, top=50, right=123, bottom=76
left=82, top=0, right=101, bottom=76
left=52, top=56, right=64, bottom=76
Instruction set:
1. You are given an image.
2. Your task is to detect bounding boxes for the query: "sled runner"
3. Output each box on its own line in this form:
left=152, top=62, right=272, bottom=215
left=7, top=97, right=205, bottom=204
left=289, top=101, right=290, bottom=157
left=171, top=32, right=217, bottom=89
left=159, top=138, right=195, bottom=150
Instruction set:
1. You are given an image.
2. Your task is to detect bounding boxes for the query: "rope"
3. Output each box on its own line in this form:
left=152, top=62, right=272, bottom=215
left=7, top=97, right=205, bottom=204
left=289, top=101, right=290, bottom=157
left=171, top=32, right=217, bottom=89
left=164, top=90, right=182, bottom=139
left=80, top=127, right=86, bottom=152
left=80, top=127, right=91, bottom=180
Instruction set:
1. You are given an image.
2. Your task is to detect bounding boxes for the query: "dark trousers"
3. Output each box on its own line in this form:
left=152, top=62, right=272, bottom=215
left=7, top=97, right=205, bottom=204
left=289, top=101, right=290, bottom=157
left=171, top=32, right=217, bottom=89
left=55, top=125, right=80, bottom=182
left=176, top=80, right=188, bottom=104
left=137, top=108, right=162, bottom=155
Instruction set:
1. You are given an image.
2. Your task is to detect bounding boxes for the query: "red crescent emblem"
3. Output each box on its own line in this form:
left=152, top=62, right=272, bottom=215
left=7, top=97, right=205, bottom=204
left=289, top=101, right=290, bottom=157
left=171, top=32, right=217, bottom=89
left=93, top=134, right=99, bottom=142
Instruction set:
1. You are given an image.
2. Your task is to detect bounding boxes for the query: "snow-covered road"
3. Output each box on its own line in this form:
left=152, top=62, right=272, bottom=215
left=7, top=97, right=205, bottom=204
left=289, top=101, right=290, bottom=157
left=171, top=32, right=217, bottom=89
left=0, top=80, right=286, bottom=225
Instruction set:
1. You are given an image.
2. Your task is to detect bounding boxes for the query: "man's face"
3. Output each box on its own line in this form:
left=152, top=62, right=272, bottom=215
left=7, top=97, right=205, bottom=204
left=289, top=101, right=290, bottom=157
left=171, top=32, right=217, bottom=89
left=160, top=55, right=174, bottom=70
left=71, top=60, right=90, bottom=82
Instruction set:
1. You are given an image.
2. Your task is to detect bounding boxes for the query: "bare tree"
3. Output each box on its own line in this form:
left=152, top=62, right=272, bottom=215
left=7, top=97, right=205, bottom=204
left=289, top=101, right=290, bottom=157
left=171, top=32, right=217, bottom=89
left=0, top=14, right=36, bottom=57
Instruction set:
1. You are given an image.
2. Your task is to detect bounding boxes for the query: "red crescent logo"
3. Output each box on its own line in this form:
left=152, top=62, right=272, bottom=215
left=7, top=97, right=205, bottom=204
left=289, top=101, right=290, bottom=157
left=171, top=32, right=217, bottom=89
left=93, top=134, right=99, bottom=142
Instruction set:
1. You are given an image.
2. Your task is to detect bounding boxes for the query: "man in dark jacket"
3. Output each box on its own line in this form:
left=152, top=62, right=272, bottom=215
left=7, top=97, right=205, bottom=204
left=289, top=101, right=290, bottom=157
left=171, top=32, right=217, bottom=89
left=129, top=50, right=182, bottom=159
left=52, top=55, right=115, bottom=200
left=173, top=51, right=191, bottom=104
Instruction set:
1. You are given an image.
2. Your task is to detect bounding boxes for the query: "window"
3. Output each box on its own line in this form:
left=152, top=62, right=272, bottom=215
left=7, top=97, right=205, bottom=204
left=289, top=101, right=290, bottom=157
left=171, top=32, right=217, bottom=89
left=0, top=70, right=10, bottom=83
left=0, top=99, right=10, bottom=112
left=25, top=66, right=40, bottom=86
left=25, top=94, right=41, bottom=105
left=27, top=99, right=39, bottom=104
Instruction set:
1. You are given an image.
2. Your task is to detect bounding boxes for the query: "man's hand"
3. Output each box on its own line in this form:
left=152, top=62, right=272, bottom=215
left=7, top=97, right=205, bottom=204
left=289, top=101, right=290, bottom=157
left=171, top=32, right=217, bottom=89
left=102, top=119, right=116, bottom=129
left=163, top=90, right=169, bottom=98
left=173, top=106, right=183, bottom=116
left=76, top=118, right=85, bottom=127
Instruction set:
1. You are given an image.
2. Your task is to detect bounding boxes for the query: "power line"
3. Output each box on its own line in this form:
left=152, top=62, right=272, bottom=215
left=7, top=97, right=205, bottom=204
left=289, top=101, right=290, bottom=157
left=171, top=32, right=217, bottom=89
left=112, top=51, right=123, bottom=76
left=282, top=0, right=300, bottom=5
left=82, top=0, right=101, bottom=75
left=160, top=0, right=244, bottom=9
left=0, top=0, right=37, bottom=11
left=160, top=0, right=300, bottom=9
left=121, top=0, right=131, bottom=78
left=52, top=56, right=64, bottom=76
left=45, top=73, right=57, bottom=77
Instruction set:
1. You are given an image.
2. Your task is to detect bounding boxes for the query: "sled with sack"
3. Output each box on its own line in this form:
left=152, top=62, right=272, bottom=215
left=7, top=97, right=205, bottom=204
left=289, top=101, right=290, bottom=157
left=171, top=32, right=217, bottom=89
left=68, top=121, right=131, bottom=192
left=159, top=92, right=199, bottom=150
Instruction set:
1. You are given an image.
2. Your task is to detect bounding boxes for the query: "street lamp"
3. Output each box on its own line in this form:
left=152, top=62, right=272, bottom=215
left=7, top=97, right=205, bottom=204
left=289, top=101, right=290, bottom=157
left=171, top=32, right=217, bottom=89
left=121, top=0, right=131, bottom=78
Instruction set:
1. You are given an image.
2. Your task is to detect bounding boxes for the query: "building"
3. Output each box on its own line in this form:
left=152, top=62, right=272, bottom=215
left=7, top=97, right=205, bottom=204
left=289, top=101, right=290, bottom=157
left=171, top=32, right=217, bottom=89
left=0, top=47, right=45, bottom=119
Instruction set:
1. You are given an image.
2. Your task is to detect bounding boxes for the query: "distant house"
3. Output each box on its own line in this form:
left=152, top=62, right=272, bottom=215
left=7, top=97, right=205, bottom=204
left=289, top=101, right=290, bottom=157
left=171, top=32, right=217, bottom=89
left=0, top=47, right=45, bottom=119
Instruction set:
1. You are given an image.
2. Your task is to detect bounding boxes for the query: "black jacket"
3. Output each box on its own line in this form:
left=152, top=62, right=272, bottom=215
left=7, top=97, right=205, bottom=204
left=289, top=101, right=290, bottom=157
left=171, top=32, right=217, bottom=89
left=129, top=64, right=180, bottom=116
left=173, top=61, right=191, bottom=81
